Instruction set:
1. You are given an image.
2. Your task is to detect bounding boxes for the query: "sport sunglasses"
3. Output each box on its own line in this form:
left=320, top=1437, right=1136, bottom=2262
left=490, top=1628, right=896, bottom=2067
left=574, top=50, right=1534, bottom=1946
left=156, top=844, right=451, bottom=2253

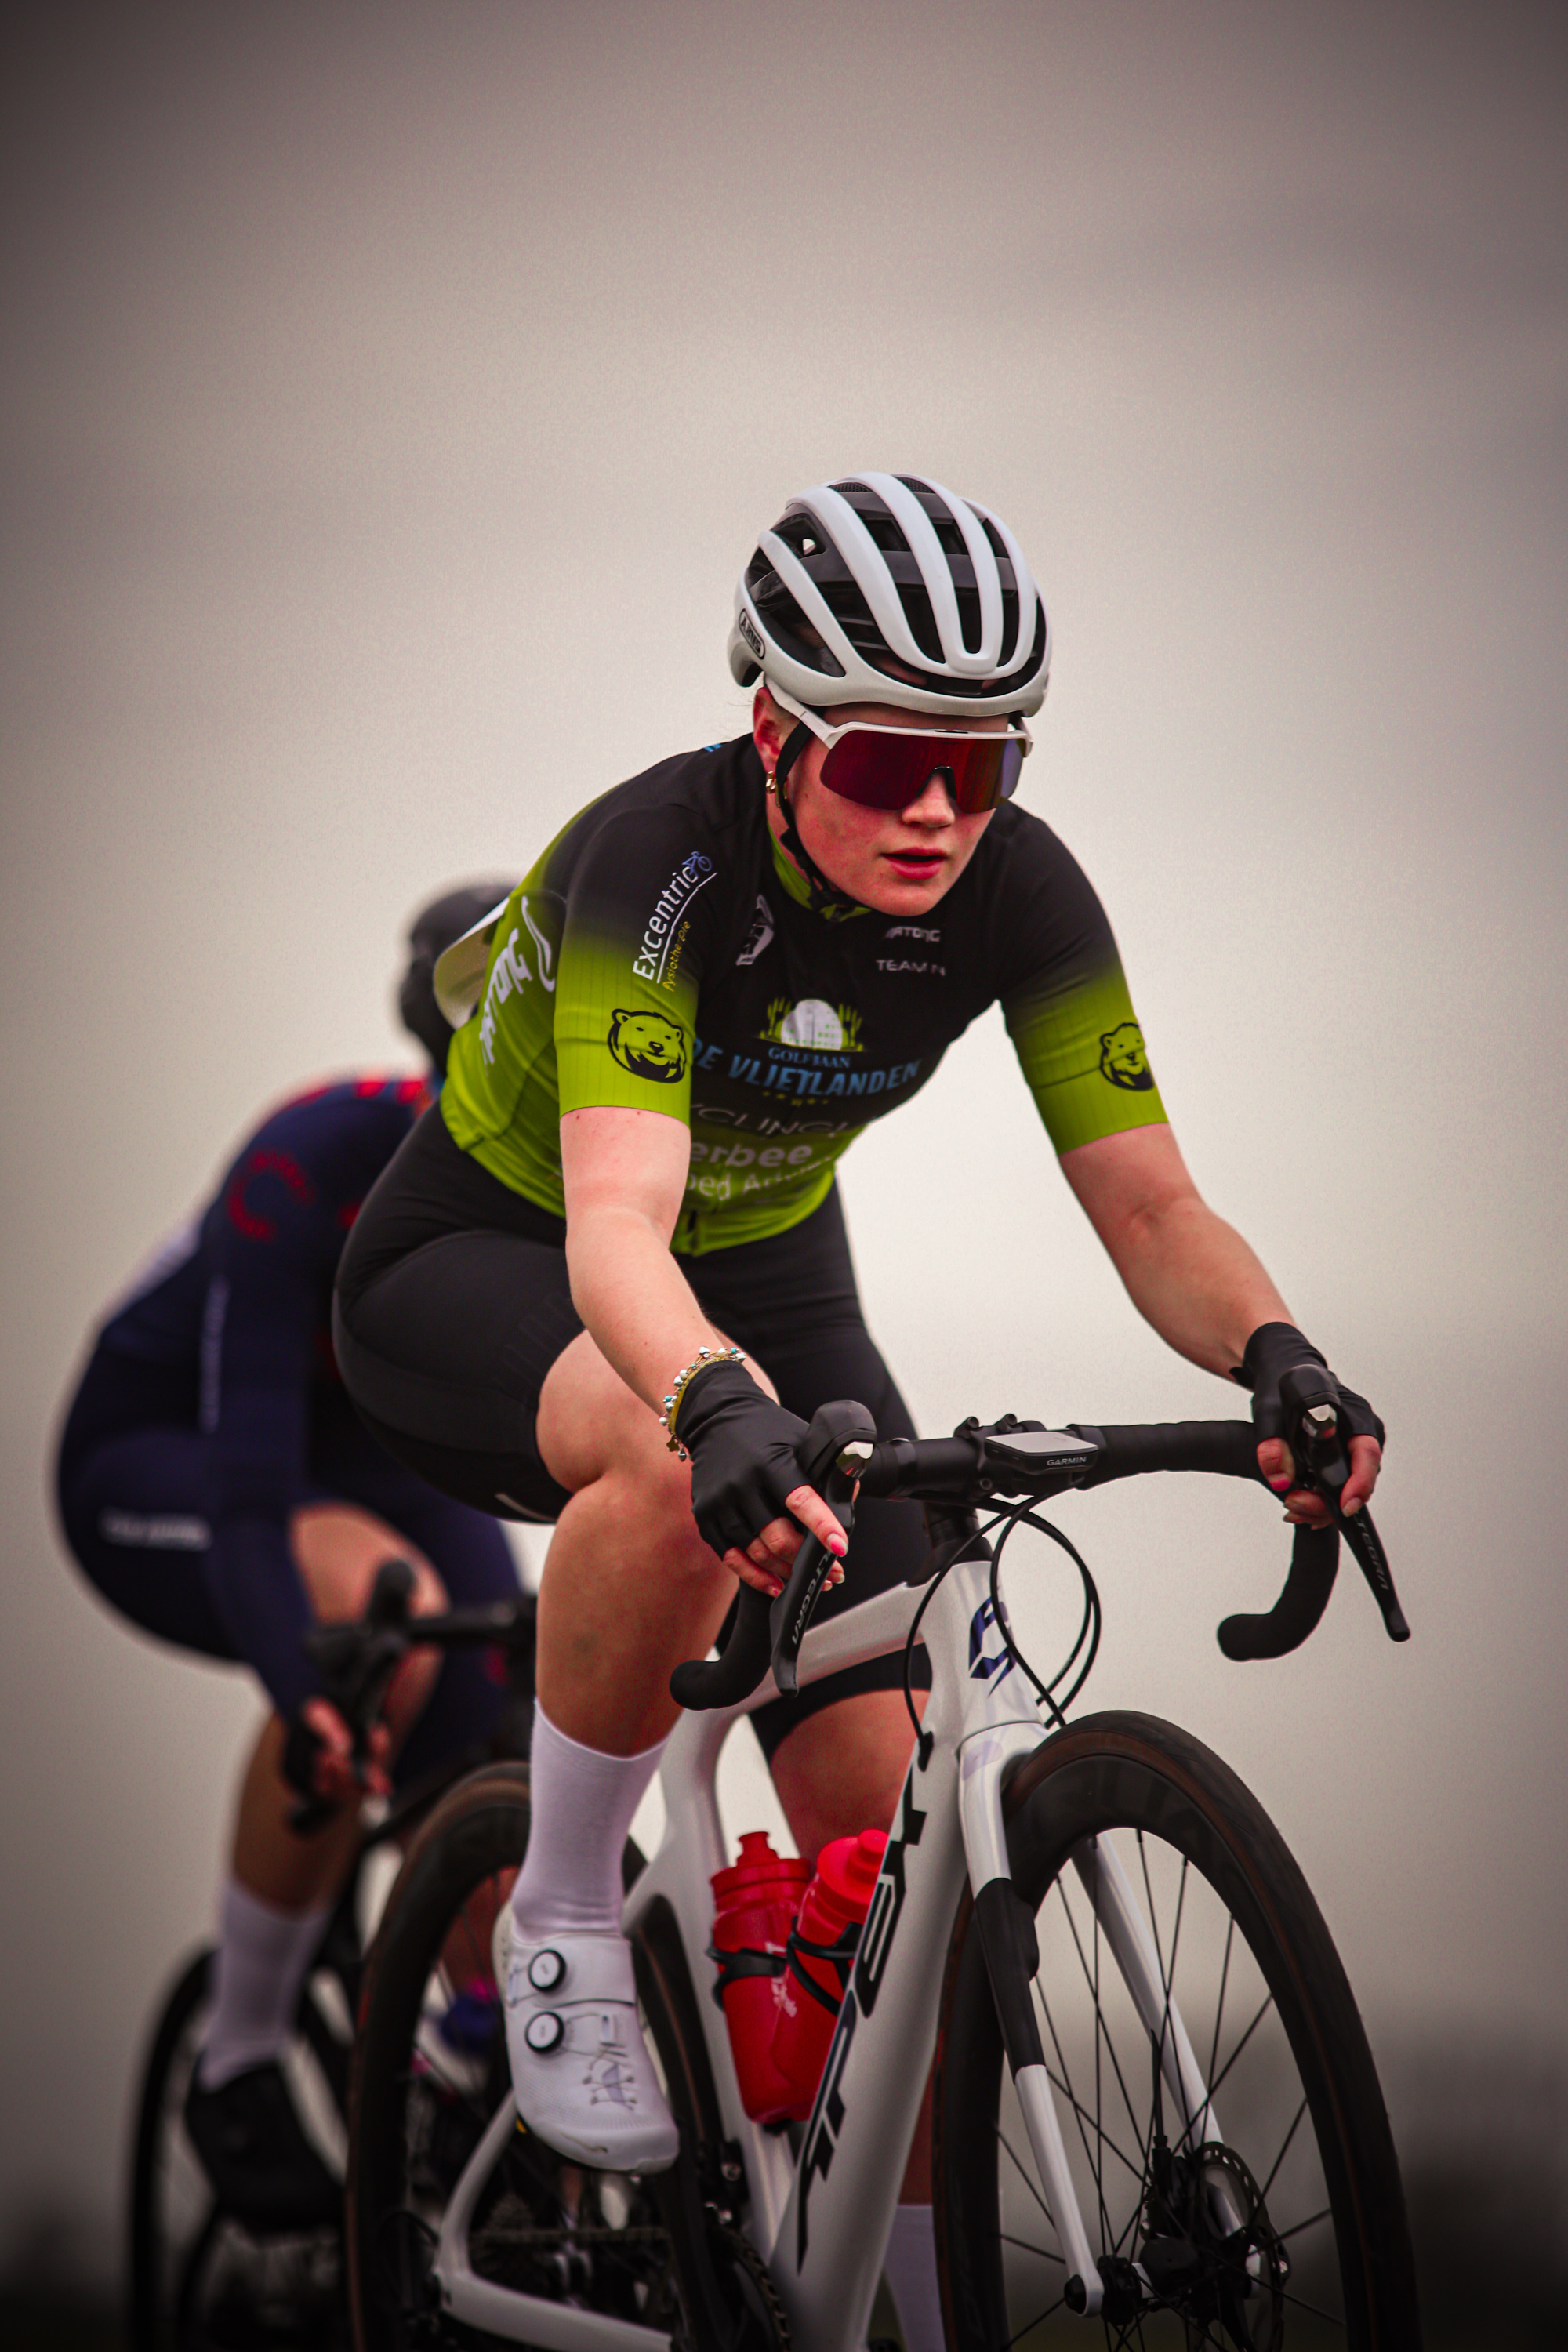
left=770, top=684, right=1032, bottom=815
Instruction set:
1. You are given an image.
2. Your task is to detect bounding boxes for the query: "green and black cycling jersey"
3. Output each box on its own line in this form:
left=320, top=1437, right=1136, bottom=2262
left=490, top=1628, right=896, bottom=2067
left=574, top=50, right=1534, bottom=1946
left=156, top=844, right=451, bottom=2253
left=441, top=734, right=1167, bottom=1254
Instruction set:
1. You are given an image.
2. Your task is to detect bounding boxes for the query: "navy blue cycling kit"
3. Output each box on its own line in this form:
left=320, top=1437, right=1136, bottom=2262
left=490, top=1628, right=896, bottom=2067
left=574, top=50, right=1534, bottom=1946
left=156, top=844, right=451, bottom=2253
left=55, top=1076, right=519, bottom=1787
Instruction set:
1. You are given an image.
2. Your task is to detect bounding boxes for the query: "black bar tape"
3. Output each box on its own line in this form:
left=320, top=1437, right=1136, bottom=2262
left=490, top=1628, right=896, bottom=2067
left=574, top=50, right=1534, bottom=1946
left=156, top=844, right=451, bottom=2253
left=670, top=1582, right=775, bottom=1711
left=855, top=1435, right=982, bottom=1500
left=1218, top=1523, right=1340, bottom=1660
left=1068, top=1421, right=1258, bottom=1488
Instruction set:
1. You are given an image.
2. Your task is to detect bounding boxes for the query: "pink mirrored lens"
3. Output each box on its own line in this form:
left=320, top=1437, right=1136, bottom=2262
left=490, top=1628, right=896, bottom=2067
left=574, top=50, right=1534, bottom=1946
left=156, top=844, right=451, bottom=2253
left=818, top=730, right=1023, bottom=813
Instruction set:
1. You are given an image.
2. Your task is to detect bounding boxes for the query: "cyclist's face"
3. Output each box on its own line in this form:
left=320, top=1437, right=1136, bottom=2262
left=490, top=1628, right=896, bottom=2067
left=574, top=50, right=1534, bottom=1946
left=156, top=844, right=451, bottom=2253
left=756, top=694, right=1001, bottom=917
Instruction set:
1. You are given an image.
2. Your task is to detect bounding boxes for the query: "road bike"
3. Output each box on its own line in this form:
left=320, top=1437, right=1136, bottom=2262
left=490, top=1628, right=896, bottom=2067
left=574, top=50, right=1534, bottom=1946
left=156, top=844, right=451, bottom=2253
left=126, top=1573, right=537, bottom=2352
left=345, top=1379, right=1418, bottom=2350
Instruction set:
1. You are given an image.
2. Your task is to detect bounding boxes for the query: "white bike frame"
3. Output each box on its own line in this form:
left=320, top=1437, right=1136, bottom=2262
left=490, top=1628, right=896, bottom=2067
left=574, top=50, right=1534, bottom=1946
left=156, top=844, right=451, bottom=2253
left=431, top=1552, right=1232, bottom=2351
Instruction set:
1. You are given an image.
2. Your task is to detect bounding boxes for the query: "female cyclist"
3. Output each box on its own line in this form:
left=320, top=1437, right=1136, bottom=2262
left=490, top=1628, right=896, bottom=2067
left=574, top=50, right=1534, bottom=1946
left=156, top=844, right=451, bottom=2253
left=332, top=474, right=1383, bottom=2351
left=55, top=884, right=521, bottom=2231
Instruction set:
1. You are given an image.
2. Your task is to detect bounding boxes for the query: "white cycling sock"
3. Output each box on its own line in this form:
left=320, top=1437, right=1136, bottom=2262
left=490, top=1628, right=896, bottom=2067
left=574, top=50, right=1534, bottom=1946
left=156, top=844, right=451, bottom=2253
left=198, top=1878, right=332, bottom=2089
left=884, top=2204, right=942, bottom=2352
left=509, top=1700, right=667, bottom=1938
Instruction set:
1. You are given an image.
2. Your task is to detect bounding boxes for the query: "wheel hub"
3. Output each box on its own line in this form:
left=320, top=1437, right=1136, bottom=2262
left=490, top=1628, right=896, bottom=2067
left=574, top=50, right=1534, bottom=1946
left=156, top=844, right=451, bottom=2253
left=1134, top=2137, right=1290, bottom=2351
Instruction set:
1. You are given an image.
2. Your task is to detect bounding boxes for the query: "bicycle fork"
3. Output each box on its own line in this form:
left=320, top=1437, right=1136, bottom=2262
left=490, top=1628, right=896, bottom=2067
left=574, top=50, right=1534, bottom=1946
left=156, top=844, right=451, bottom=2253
left=953, top=1585, right=1237, bottom=2320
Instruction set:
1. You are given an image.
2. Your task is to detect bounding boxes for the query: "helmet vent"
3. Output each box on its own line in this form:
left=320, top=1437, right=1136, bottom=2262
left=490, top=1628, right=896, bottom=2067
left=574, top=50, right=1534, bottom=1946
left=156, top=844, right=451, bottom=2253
left=731, top=471, right=1049, bottom=715
left=744, top=543, right=845, bottom=679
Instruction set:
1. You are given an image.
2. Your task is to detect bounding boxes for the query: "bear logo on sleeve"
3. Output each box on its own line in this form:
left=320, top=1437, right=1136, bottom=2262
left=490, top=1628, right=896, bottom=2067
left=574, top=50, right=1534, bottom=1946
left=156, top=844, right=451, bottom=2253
left=607, top=1008, right=688, bottom=1084
left=1098, top=1022, right=1155, bottom=1091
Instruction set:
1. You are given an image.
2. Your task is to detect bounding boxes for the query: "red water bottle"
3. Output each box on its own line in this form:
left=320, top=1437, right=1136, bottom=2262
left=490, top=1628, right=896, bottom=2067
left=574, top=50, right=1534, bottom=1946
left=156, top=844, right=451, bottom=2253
left=709, top=1831, right=810, bottom=2125
left=770, top=1828, right=887, bottom=2121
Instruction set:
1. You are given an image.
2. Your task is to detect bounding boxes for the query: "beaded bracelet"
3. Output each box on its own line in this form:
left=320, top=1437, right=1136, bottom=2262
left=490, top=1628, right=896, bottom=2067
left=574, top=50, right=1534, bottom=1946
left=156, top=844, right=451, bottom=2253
left=659, top=1345, right=746, bottom=1457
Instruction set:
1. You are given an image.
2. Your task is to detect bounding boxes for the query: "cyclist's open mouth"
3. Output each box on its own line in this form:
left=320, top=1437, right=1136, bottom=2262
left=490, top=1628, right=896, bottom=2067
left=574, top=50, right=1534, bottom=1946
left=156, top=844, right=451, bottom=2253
left=884, top=849, right=945, bottom=880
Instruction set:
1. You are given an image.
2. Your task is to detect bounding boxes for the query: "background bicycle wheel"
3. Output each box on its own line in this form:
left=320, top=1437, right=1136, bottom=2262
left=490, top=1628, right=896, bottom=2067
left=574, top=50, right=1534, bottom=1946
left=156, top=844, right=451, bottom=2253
left=4, top=5, right=1564, bottom=2346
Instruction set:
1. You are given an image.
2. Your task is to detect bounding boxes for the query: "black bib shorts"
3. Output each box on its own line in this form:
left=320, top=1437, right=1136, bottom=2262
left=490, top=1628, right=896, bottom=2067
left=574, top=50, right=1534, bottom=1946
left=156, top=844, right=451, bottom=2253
left=335, top=1109, right=930, bottom=1759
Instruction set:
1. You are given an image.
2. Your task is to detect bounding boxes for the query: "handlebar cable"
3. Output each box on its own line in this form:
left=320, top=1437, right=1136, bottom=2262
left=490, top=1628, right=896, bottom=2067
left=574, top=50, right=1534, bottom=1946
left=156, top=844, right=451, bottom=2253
left=985, top=1502, right=1103, bottom=1730
left=895, top=1501, right=1103, bottom=1763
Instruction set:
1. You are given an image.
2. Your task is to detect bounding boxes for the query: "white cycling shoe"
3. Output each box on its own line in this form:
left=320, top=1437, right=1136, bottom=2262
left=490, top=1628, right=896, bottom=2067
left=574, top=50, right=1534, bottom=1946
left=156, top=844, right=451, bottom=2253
left=493, top=1911, right=680, bottom=2173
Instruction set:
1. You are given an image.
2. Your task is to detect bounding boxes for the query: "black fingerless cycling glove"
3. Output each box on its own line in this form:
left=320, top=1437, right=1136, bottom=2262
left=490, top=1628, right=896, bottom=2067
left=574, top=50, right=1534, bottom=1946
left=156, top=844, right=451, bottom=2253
left=281, top=1710, right=332, bottom=1804
left=675, top=1360, right=811, bottom=1559
left=1232, top=1321, right=1386, bottom=1453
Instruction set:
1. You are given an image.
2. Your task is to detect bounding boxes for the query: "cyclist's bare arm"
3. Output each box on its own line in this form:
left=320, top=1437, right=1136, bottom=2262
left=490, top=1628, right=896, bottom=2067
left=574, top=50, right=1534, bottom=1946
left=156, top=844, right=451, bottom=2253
left=1058, top=1123, right=1382, bottom=1521
left=555, top=1105, right=845, bottom=1584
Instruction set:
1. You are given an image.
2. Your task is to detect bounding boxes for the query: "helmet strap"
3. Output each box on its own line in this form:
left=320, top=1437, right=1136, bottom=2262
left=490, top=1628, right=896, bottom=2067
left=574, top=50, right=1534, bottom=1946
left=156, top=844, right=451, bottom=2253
left=770, top=722, right=866, bottom=922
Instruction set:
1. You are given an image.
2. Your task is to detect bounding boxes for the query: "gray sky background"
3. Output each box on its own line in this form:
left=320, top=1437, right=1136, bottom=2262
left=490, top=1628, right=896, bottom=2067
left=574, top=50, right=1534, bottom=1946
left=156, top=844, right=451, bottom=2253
left=3, top=0, right=1565, bottom=2259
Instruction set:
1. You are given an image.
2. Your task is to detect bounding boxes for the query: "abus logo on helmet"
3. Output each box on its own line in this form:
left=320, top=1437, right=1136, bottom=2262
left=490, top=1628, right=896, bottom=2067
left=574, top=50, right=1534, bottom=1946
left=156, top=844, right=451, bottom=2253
left=633, top=853, right=717, bottom=984
left=738, top=608, right=765, bottom=661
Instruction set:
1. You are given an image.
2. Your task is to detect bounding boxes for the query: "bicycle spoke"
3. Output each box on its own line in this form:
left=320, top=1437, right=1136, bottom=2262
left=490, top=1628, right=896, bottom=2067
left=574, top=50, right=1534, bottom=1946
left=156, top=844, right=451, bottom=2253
left=1170, top=1986, right=1276, bottom=2159
left=1273, top=2281, right=1350, bottom=2329
left=1145, top=1853, right=1192, bottom=2188
left=1094, top=1890, right=1109, bottom=2250
left=1186, top=2319, right=1229, bottom=2352
left=1137, top=1831, right=1166, bottom=1991
left=1134, top=1832, right=1206, bottom=2214
left=996, top=2227, right=1065, bottom=2265
left=1007, top=2290, right=1065, bottom=2346
left=1203, top=1913, right=1236, bottom=2140
left=1157, top=1856, right=1190, bottom=2068
left=1054, top=1871, right=1147, bottom=2162
left=1105, top=2191, right=1144, bottom=2263
left=1273, top=2201, right=1332, bottom=2245
left=1036, top=1973, right=1120, bottom=2222
left=1254, top=2092, right=1308, bottom=2210
left=996, top=2125, right=1058, bottom=2228
left=1033, top=2034, right=1148, bottom=2188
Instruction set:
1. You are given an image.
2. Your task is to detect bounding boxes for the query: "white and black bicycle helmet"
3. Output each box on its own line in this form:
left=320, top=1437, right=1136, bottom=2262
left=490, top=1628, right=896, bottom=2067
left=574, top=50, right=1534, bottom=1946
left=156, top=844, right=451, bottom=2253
left=728, top=472, right=1050, bottom=719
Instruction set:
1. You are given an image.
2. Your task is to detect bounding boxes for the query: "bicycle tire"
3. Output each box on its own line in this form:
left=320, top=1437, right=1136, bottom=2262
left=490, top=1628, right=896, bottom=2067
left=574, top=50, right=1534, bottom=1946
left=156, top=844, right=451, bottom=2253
left=933, top=1711, right=1418, bottom=2352
left=347, top=1761, right=732, bottom=2350
left=129, top=1947, right=212, bottom=2352
left=128, top=1941, right=353, bottom=2351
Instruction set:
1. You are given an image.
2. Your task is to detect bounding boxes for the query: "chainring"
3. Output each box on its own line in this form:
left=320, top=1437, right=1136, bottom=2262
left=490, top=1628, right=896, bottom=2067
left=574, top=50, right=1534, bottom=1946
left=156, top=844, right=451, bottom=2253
left=672, top=2219, right=790, bottom=2352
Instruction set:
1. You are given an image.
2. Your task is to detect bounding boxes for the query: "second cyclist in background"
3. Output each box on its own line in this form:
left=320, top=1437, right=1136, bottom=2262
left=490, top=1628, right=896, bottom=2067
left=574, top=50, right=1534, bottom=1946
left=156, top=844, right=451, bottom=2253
left=54, top=885, right=521, bottom=2231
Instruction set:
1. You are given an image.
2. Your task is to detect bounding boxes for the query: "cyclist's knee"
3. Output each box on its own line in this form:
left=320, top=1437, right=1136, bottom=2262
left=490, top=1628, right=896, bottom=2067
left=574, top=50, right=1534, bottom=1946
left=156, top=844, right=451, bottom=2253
left=289, top=1501, right=448, bottom=1621
left=590, top=1446, right=726, bottom=1585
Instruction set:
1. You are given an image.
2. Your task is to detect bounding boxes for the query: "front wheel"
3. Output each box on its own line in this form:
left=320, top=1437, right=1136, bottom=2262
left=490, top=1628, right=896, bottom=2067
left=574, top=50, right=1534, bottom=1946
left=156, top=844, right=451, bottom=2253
left=934, top=1711, right=1418, bottom=2352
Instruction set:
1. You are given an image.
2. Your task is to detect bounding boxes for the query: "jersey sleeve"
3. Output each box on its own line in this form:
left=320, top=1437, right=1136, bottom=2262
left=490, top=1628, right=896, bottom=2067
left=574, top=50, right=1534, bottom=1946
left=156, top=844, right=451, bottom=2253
left=552, top=810, right=720, bottom=1124
left=198, top=1142, right=331, bottom=1716
left=998, top=824, right=1169, bottom=1155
